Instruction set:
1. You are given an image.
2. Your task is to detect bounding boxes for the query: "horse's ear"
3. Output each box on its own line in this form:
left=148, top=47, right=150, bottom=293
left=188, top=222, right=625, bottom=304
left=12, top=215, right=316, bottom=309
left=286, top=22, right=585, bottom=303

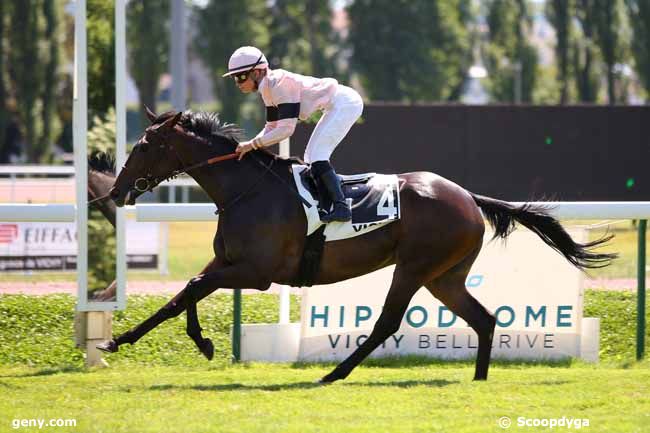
left=144, top=106, right=157, bottom=123
left=162, top=111, right=183, bottom=129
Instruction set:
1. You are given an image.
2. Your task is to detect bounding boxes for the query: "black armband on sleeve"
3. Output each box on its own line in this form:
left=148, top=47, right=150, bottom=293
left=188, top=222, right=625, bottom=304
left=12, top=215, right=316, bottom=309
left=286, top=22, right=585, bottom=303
left=266, top=103, right=300, bottom=122
left=266, top=106, right=278, bottom=122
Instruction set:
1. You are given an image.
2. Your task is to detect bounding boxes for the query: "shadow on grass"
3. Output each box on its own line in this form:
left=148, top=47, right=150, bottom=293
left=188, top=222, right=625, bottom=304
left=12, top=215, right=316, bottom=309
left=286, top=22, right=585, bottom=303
left=149, top=381, right=323, bottom=392
left=147, top=378, right=457, bottom=393
left=343, top=379, right=458, bottom=388
left=0, top=365, right=84, bottom=378
left=0, top=380, right=21, bottom=389
left=290, top=355, right=575, bottom=370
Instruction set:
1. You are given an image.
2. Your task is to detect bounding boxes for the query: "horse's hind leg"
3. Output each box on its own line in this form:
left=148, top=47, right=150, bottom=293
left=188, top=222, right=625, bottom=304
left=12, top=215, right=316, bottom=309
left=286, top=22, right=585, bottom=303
left=320, top=266, right=421, bottom=384
left=425, top=249, right=496, bottom=380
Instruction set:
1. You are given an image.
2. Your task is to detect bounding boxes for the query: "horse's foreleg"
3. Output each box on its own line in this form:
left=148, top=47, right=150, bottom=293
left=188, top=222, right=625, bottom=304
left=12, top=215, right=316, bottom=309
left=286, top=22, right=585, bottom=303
left=182, top=257, right=228, bottom=360
left=97, top=262, right=269, bottom=354
left=99, top=286, right=190, bottom=352
left=186, top=302, right=214, bottom=360
left=320, top=269, right=421, bottom=383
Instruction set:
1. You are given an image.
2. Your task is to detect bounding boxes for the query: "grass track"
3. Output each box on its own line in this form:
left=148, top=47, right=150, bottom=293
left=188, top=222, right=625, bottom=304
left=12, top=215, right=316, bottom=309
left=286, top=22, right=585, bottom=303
left=1, top=290, right=649, bottom=432
left=1, top=362, right=649, bottom=433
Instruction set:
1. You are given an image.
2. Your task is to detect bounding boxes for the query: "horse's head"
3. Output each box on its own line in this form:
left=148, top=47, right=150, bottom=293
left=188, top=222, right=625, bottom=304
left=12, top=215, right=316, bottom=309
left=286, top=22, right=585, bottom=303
left=110, top=107, right=186, bottom=207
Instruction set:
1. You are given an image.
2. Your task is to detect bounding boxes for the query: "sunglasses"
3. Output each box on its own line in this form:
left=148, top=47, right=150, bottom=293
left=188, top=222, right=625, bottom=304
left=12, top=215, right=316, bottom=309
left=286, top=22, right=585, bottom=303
left=233, top=71, right=252, bottom=84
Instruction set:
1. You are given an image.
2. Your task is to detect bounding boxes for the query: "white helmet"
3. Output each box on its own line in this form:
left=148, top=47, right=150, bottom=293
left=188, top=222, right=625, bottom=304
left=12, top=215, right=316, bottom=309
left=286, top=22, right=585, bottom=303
left=222, top=46, right=268, bottom=77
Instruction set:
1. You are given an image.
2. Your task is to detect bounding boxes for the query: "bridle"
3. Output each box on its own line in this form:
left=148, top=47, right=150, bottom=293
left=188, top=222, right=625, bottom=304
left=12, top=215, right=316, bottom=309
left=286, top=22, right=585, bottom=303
left=124, top=125, right=311, bottom=213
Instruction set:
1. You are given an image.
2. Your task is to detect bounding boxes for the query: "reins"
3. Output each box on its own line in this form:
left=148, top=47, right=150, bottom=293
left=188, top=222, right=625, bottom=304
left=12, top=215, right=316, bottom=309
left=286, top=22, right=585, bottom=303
left=117, top=127, right=313, bottom=213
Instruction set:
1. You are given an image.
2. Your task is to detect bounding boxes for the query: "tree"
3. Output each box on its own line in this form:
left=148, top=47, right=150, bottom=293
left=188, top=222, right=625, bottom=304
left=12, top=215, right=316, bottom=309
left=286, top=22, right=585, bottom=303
left=194, top=0, right=266, bottom=124
left=41, top=0, right=61, bottom=155
left=266, top=0, right=342, bottom=79
left=484, top=0, right=538, bottom=103
left=546, top=0, right=571, bottom=103
left=347, top=0, right=471, bottom=102
left=573, top=0, right=599, bottom=102
left=626, top=0, right=650, bottom=101
left=0, top=0, right=7, bottom=160
left=8, top=0, right=43, bottom=161
left=127, top=0, right=169, bottom=118
left=593, top=0, right=628, bottom=104
left=87, top=0, right=116, bottom=117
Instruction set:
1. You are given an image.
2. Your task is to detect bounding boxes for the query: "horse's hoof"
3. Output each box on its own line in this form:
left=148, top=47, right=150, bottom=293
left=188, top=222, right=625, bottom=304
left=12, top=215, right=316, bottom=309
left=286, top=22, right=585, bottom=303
left=315, top=377, right=333, bottom=385
left=96, top=340, right=118, bottom=353
left=318, top=373, right=339, bottom=384
left=200, top=338, right=214, bottom=361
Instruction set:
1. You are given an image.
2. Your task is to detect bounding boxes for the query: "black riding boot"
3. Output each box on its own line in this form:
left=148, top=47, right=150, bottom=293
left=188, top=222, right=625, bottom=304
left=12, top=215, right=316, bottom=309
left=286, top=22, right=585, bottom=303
left=312, top=161, right=351, bottom=223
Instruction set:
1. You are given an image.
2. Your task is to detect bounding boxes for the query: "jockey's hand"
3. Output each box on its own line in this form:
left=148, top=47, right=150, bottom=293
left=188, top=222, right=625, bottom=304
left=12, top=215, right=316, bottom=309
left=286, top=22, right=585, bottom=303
left=236, top=141, right=255, bottom=160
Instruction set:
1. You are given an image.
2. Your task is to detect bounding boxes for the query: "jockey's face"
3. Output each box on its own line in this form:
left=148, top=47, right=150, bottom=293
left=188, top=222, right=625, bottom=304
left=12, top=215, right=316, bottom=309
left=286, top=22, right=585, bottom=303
left=235, top=69, right=263, bottom=94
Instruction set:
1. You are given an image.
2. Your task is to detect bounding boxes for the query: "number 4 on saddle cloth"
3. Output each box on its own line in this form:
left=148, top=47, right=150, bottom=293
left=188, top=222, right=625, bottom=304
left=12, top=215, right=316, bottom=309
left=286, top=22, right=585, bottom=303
left=292, top=164, right=401, bottom=242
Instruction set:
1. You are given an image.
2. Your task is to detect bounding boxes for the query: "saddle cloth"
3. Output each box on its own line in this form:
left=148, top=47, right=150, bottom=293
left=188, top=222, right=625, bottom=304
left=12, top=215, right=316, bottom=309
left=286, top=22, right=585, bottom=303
left=291, top=164, right=401, bottom=241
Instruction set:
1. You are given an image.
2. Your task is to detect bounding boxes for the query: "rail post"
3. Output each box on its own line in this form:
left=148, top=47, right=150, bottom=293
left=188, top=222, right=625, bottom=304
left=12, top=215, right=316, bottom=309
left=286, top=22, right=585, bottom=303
left=637, top=219, right=646, bottom=360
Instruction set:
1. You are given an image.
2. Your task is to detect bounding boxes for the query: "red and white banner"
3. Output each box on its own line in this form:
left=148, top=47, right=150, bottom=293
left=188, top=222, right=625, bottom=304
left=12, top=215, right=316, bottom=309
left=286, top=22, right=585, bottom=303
left=0, top=221, right=159, bottom=271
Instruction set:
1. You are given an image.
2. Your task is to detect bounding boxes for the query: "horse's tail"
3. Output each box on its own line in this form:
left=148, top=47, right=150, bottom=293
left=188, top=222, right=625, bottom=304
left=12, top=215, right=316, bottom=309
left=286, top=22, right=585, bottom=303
left=470, top=193, right=617, bottom=270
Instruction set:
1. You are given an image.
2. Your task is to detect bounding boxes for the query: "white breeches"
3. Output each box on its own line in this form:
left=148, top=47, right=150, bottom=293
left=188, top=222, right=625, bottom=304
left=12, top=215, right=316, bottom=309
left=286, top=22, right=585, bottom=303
left=303, top=85, right=364, bottom=164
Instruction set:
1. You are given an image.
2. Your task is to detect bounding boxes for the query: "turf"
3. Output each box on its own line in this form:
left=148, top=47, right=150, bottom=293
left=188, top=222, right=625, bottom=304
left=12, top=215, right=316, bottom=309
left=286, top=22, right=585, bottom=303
left=0, top=290, right=649, bottom=432
left=0, top=361, right=648, bottom=433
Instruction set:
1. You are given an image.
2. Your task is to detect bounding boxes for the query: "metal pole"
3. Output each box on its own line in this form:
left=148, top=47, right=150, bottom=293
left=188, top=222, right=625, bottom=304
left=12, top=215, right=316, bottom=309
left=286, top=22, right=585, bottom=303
left=232, top=288, right=242, bottom=362
left=278, top=138, right=291, bottom=323
left=638, top=219, right=647, bottom=360
left=115, top=0, right=127, bottom=311
left=74, top=0, right=88, bottom=310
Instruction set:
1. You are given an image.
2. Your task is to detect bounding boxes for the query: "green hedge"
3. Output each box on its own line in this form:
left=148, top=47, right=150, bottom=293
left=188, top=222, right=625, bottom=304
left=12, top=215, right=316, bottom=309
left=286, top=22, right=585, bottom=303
left=0, top=293, right=300, bottom=368
left=0, top=290, right=647, bottom=368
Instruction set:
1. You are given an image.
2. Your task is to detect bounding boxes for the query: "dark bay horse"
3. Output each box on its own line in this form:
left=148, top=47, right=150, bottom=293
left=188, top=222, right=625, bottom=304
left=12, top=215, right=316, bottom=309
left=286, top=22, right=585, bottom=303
left=98, top=109, right=616, bottom=383
left=87, top=152, right=118, bottom=301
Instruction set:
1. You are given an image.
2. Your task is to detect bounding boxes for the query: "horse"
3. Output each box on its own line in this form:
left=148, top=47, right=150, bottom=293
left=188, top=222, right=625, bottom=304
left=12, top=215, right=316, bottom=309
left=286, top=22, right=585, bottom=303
left=87, top=151, right=118, bottom=227
left=98, top=108, right=616, bottom=383
left=86, top=152, right=119, bottom=301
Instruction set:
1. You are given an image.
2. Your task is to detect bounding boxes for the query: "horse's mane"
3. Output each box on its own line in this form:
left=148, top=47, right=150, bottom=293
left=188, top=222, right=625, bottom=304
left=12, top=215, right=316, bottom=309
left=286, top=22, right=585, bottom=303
left=88, top=151, right=116, bottom=174
left=157, top=110, right=305, bottom=166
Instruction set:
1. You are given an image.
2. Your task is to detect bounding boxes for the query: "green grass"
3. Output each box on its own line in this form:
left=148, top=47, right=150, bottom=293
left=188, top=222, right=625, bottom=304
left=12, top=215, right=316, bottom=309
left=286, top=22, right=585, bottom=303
left=586, top=220, right=646, bottom=279
left=0, top=362, right=648, bottom=433
left=0, top=290, right=649, bottom=432
left=0, top=293, right=301, bottom=367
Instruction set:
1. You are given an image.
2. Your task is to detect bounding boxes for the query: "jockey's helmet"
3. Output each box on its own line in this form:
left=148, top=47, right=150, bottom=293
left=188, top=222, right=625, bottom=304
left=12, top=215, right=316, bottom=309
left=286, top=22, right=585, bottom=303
left=222, top=46, right=268, bottom=77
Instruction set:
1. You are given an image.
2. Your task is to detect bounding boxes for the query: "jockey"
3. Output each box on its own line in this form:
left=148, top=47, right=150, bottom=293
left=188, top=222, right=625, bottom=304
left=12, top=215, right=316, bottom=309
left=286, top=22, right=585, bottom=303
left=223, top=46, right=363, bottom=223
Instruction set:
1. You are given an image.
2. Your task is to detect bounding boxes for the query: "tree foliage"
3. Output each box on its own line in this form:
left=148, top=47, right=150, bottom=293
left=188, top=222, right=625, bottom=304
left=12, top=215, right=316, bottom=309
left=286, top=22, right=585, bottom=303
left=267, top=0, right=343, bottom=79
left=347, top=0, right=472, bottom=102
left=546, top=0, right=571, bottom=103
left=127, top=0, right=169, bottom=118
left=194, top=0, right=266, bottom=125
left=627, top=0, right=650, bottom=101
left=2, top=0, right=67, bottom=162
left=593, top=0, right=628, bottom=104
left=572, top=0, right=600, bottom=102
left=87, top=0, right=115, bottom=117
left=484, top=0, right=538, bottom=103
